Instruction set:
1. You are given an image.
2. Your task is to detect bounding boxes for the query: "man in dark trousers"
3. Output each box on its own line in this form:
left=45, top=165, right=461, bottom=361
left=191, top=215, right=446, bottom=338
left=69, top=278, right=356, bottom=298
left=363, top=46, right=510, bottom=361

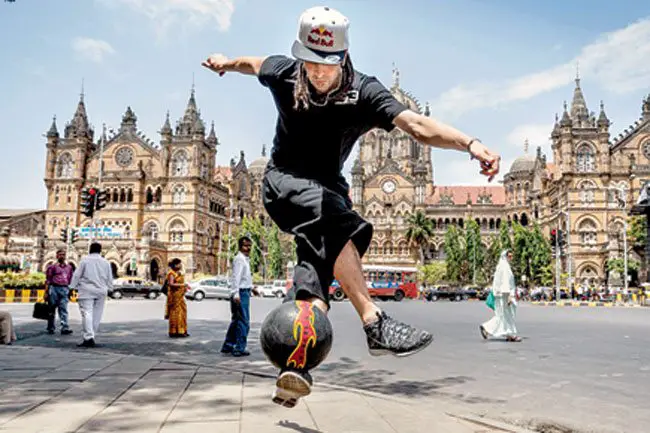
left=221, top=235, right=259, bottom=357
left=44, top=249, right=74, bottom=335
left=203, top=5, right=501, bottom=406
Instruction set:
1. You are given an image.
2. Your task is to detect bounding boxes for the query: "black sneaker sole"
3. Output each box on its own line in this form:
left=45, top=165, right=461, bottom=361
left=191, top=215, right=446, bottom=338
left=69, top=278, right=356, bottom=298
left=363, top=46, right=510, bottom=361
left=272, top=371, right=311, bottom=408
left=368, top=334, right=433, bottom=358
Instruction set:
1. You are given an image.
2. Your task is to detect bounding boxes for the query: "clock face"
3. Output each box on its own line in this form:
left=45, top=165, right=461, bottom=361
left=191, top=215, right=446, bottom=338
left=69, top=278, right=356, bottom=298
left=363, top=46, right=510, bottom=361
left=643, top=141, right=650, bottom=160
left=115, top=147, right=134, bottom=167
left=382, top=180, right=396, bottom=194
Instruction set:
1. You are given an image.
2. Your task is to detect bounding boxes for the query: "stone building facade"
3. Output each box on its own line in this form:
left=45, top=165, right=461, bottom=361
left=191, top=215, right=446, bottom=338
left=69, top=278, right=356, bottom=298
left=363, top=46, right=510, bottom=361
left=354, top=67, right=650, bottom=287
left=41, top=89, right=264, bottom=281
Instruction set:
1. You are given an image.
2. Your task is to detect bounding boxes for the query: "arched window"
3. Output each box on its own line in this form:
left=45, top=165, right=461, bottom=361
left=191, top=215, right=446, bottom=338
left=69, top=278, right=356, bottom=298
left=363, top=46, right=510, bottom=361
left=169, top=220, right=185, bottom=243
left=579, top=180, right=596, bottom=206
left=56, top=153, right=74, bottom=179
left=172, top=185, right=186, bottom=205
left=171, top=150, right=190, bottom=177
left=155, top=186, right=162, bottom=203
left=576, top=144, right=596, bottom=173
left=146, top=187, right=154, bottom=204
left=578, top=219, right=598, bottom=246
left=145, top=221, right=159, bottom=241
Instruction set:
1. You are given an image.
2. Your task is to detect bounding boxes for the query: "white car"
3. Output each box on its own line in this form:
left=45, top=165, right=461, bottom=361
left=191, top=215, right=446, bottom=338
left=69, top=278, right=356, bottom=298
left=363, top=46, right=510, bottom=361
left=255, top=283, right=285, bottom=298
left=186, top=278, right=230, bottom=301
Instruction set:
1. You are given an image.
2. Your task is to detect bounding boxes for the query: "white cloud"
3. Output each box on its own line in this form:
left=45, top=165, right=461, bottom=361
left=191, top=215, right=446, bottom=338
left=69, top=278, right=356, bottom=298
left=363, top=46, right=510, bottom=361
left=72, top=37, right=116, bottom=63
left=99, top=0, right=235, bottom=35
left=430, top=18, right=650, bottom=118
left=506, top=123, right=554, bottom=149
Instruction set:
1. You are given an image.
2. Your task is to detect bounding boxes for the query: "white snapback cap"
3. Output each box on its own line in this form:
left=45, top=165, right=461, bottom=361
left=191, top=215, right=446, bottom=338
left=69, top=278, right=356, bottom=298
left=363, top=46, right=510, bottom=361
left=291, top=6, right=350, bottom=65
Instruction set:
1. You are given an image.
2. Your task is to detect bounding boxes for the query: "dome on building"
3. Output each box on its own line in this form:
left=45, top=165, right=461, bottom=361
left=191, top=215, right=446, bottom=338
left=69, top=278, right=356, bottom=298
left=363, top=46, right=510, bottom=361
left=249, top=144, right=269, bottom=174
left=509, top=154, right=536, bottom=174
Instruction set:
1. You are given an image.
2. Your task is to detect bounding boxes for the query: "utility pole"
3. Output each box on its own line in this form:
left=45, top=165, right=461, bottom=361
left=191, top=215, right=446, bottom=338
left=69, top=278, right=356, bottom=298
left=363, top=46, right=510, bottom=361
left=555, top=222, right=561, bottom=301
left=564, top=210, right=572, bottom=294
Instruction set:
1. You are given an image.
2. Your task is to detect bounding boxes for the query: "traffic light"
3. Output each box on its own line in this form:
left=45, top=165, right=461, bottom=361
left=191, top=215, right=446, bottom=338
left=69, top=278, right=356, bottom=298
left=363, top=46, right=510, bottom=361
left=550, top=229, right=557, bottom=255
left=60, top=228, right=68, bottom=243
left=69, top=228, right=78, bottom=244
left=96, top=189, right=108, bottom=211
left=558, top=229, right=567, bottom=248
left=80, top=187, right=98, bottom=218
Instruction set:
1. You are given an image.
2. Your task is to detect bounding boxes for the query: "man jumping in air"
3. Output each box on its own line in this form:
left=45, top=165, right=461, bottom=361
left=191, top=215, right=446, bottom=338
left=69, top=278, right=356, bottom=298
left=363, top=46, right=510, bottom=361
left=203, top=5, right=501, bottom=406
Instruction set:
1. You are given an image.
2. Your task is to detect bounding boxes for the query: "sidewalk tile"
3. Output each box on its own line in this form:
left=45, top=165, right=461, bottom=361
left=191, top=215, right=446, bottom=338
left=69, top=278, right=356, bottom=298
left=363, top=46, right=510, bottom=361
left=240, top=375, right=318, bottom=433
left=166, top=373, right=242, bottom=423
left=304, top=391, right=396, bottom=433
left=160, top=420, right=239, bottom=433
left=76, top=373, right=192, bottom=432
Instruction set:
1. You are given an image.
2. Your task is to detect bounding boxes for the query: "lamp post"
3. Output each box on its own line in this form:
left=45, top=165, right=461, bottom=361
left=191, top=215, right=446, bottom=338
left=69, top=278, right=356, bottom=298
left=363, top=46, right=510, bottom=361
left=608, top=185, right=629, bottom=293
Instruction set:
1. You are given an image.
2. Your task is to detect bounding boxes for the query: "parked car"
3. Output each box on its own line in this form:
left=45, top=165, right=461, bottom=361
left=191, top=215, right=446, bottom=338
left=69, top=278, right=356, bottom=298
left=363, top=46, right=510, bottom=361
left=110, top=277, right=162, bottom=300
left=424, top=285, right=471, bottom=302
left=186, top=277, right=230, bottom=301
left=255, top=283, right=285, bottom=298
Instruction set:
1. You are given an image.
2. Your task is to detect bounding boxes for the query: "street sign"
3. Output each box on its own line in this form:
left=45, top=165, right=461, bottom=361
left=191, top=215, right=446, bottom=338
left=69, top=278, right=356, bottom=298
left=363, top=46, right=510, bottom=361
left=77, top=226, right=123, bottom=239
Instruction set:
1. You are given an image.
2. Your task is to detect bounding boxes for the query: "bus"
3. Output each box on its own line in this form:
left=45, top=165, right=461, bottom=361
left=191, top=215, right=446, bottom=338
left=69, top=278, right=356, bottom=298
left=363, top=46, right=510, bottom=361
left=328, top=265, right=419, bottom=302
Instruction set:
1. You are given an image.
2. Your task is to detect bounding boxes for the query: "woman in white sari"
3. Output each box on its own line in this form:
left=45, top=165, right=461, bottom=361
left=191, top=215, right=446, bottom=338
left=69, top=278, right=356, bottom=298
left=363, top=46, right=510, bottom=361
left=480, top=250, right=521, bottom=342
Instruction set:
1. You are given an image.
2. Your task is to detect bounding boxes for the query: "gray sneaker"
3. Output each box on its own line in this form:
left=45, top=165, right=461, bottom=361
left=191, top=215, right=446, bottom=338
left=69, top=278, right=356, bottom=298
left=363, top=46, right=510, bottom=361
left=272, top=369, right=313, bottom=408
left=364, top=311, right=433, bottom=357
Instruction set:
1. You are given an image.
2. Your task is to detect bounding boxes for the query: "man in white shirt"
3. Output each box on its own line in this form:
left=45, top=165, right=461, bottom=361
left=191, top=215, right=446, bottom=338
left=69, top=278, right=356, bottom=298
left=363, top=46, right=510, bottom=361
left=69, top=242, right=113, bottom=348
left=221, top=235, right=258, bottom=356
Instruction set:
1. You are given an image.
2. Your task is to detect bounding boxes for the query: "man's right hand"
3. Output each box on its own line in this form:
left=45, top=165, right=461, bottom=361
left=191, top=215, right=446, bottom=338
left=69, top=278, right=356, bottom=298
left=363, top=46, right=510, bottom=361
left=202, top=53, right=229, bottom=76
left=232, top=293, right=240, bottom=304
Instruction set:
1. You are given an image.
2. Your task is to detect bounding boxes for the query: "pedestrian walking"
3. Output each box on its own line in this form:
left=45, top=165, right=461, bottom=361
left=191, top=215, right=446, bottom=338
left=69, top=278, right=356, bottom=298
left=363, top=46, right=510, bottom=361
left=69, top=242, right=113, bottom=347
left=44, top=249, right=74, bottom=335
left=480, top=250, right=521, bottom=342
left=164, top=258, right=189, bottom=338
left=221, top=235, right=258, bottom=356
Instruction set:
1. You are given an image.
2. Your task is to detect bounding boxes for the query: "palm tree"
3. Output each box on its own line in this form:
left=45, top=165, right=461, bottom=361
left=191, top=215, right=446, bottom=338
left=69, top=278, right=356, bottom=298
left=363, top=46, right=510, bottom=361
left=405, top=211, right=434, bottom=264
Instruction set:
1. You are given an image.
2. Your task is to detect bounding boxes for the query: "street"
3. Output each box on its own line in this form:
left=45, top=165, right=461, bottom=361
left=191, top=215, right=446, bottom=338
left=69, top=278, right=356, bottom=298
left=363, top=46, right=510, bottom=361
left=4, top=298, right=650, bottom=433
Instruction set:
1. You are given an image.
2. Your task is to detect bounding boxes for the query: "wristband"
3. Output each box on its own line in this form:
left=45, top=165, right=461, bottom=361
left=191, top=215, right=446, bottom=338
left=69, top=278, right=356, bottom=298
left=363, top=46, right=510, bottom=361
left=467, top=138, right=480, bottom=159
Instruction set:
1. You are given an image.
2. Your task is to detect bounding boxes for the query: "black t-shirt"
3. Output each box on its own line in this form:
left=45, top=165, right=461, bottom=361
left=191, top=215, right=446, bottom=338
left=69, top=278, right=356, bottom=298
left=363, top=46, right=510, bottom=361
left=258, top=55, right=408, bottom=188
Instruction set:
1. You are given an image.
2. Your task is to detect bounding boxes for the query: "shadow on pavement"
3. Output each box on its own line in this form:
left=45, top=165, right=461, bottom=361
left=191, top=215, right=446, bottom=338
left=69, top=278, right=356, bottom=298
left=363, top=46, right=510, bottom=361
left=11, top=317, right=502, bottom=406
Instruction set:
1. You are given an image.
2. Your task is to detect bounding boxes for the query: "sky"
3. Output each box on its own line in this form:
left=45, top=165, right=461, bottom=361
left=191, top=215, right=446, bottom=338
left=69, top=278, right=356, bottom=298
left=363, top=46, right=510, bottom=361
left=1, top=0, right=649, bottom=209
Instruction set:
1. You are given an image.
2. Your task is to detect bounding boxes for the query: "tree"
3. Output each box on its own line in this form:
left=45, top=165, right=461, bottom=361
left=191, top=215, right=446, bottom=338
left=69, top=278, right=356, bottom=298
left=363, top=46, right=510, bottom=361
left=529, top=223, right=552, bottom=286
left=417, top=262, right=447, bottom=286
left=498, top=222, right=512, bottom=253
left=265, top=223, right=284, bottom=279
left=464, top=219, right=485, bottom=285
left=484, top=235, right=502, bottom=284
left=443, top=225, right=464, bottom=283
left=405, top=211, right=434, bottom=264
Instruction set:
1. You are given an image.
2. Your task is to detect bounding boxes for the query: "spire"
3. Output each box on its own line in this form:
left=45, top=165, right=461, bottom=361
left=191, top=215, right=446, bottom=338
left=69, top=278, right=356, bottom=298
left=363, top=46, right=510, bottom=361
left=424, top=102, right=430, bottom=117
left=560, top=101, right=571, bottom=127
left=64, top=89, right=94, bottom=141
left=552, top=113, right=560, bottom=138
left=206, top=121, right=218, bottom=146
left=120, top=106, right=137, bottom=132
left=524, top=138, right=529, bottom=154
left=391, top=62, right=400, bottom=88
left=570, top=71, right=589, bottom=124
left=597, top=100, right=610, bottom=128
left=351, top=156, right=363, bottom=175
left=161, top=111, right=172, bottom=136
left=176, top=86, right=202, bottom=137
left=46, top=115, right=59, bottom=139
left=261, top=143, right=267, bottom=157
left=643, top=94, right=650, bottom=121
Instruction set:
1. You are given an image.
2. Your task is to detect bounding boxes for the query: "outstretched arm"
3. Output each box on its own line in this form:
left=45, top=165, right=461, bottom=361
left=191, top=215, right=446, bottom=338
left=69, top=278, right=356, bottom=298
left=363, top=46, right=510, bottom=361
left=202, top=54, right=267, bottom=76
left=393, top=110, right=501, bottom=181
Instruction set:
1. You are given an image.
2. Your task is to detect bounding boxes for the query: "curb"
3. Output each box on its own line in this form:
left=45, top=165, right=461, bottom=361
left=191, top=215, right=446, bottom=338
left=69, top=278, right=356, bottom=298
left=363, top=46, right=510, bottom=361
left=530, top=301, right=644, bottom=308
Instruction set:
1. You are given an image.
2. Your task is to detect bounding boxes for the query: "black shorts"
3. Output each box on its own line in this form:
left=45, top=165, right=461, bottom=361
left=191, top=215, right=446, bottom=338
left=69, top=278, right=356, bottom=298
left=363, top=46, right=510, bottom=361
left=262, top=167, right=373, bottom=307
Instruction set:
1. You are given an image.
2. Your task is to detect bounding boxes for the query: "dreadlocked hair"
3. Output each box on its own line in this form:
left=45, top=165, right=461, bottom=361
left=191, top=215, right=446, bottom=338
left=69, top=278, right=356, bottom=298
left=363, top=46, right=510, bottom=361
left=292, top=54, right=355, bottom=111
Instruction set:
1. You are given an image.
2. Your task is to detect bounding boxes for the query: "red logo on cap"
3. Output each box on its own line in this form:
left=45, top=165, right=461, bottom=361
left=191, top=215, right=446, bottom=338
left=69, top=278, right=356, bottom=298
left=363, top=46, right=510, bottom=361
left=307, top=25, right=334, bottom=47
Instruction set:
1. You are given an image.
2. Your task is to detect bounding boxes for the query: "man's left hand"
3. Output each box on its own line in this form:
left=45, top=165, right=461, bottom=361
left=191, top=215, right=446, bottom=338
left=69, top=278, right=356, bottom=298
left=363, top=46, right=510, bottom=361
left=469, top=141, right=501, bottom=182
left=252, top=288, right=261, bottom=297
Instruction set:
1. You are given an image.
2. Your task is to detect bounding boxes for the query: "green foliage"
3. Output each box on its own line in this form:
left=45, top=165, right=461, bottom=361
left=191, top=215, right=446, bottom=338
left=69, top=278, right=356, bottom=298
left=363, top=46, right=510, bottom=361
left=443, top=225, right=464, bottom=283
left=0, top=271, right=46, bottom=289
left=266, top=224, right=284, bottom=279
left=464, top=219, right=486, bottom=284
left=606, top=257, right=640, bottom=273
left=417, top=262, right=447, bottom=285
left=628, top=216, right=646, bottom=250
left=405, top=211, right=434, bottom=263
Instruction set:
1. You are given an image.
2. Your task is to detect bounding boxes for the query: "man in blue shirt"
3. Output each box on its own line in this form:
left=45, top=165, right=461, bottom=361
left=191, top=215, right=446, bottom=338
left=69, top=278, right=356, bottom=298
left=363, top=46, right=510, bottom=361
left=203, top=6, right=501, bottom=407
